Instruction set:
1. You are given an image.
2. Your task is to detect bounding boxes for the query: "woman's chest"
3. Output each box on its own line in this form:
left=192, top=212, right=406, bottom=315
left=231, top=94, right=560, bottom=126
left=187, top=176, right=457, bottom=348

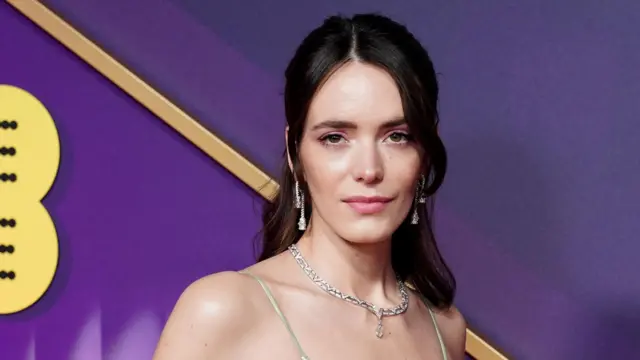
left=240, top=309, right=446, bottom=360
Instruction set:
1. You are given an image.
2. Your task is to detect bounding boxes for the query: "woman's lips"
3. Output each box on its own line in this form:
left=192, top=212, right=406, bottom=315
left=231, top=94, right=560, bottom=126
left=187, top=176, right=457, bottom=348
left=342, top=196, right=393, bottom=215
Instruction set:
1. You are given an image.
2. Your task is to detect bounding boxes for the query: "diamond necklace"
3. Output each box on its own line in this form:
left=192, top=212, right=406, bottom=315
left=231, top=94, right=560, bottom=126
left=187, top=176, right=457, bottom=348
left=288, top=243, right=410, bottom=338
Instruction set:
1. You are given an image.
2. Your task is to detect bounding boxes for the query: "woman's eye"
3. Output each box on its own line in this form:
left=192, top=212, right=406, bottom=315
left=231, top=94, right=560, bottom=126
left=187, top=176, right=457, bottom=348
left=322, top=134, right=345, bottom=144
left=387, top=132, right=409, bottom=143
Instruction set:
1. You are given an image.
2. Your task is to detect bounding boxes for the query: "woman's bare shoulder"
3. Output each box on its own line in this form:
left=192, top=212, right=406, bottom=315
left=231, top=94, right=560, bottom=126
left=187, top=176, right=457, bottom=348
left=433, top=304, right=467, bottom=360
left=152, top=271, right=266, bottom=359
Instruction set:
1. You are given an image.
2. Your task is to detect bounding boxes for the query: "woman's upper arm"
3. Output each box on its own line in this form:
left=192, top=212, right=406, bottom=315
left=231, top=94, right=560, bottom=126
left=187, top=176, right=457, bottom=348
left=438, top=305, right=468, bottom=360
left=153, top=272, right=253, bottom=360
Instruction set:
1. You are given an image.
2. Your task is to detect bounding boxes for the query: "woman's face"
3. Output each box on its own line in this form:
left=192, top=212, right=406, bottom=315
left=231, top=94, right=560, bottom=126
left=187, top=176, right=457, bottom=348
left=297, top=61, right=422, bottom=244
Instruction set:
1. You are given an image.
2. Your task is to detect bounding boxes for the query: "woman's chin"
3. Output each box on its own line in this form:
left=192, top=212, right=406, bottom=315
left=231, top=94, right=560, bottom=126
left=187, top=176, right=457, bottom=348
left=338, top=224, right=396, bottom=245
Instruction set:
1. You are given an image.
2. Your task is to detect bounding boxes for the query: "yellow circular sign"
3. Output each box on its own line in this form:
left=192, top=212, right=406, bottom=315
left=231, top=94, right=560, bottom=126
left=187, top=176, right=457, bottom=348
left=0, top=85, right=60, bottom=315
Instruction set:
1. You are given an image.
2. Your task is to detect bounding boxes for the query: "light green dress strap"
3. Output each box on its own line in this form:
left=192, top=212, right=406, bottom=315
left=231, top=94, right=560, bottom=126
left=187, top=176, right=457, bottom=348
left=240, top=270, right=310, bottom=360
left=423, top=298, right=449, bottom=360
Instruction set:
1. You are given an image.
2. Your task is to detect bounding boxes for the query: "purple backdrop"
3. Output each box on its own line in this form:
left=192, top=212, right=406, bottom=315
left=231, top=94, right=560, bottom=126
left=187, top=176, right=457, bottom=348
left=2, top=0, right=640, bottom=359
left=0, top=3, right=263, bottom=359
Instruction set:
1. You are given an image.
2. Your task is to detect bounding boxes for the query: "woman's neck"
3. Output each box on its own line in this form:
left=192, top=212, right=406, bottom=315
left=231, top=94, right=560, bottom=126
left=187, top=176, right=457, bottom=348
left=294, top=221, right=401, bottom=308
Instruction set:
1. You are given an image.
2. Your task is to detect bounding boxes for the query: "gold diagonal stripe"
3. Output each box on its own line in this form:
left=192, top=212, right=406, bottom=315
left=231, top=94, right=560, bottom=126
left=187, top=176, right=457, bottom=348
left=7, top=1, right=509, bottom=359
left=6, top=0, right=277, bottom=199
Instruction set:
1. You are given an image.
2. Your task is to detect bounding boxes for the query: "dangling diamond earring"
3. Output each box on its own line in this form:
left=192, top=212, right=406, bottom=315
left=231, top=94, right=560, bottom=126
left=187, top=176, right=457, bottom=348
left=411, top=199, right=419, bottom=224
left=294, top=181, right=306, bottom=230
left=411, top=175, right=427, bottom=225
left=294, top=181, right=302, bottom=208
left=418, top=175, right=427, bottom=204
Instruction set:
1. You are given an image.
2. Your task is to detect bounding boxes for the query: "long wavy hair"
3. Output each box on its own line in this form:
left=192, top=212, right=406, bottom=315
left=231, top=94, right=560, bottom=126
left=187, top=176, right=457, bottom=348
left=256, top=13, right=455, bottom=309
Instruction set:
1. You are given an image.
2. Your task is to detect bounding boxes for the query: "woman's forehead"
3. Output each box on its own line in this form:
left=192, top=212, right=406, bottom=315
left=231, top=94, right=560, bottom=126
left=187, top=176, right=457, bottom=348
left=306, top=62, right=404, bottom=128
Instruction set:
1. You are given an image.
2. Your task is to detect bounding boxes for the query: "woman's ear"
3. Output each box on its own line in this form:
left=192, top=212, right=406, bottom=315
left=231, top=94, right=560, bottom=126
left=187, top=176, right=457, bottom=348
left=285, top=126, right=294, bottom=175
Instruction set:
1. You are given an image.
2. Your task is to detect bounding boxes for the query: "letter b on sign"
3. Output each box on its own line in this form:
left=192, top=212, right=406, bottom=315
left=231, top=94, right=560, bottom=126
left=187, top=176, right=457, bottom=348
left=0, top=85, right=60, bottom=315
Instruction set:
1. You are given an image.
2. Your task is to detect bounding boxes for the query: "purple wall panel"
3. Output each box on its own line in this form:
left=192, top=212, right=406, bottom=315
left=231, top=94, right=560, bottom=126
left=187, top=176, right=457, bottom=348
left=1, top=4, right=263, bottom=359
left=42, top=0, right=286, bottom=176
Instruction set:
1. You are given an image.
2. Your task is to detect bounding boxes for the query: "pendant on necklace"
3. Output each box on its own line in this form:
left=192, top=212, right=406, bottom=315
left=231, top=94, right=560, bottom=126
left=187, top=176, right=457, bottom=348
left=375, top=309, right=384, bottom=339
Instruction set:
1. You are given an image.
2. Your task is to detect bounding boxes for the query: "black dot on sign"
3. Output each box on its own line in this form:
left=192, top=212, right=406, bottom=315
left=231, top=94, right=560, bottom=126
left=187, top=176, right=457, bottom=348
left=0, top=173, right=16, bottom=182
left=0, top=120, right=17, bottom=129
left=0, top=147, right=16, bottom=155
left=0, top=147, right=16, bottom=156
left=1, top=121, right=17, bottom=129
left=7, top=271, right=15, bottom=280
left=0, top=219, right=17, bottom=227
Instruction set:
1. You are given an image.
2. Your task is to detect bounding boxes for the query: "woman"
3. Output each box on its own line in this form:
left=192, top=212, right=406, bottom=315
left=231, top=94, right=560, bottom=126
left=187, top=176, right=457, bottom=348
left=154, top=13, right=466, bottom=360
